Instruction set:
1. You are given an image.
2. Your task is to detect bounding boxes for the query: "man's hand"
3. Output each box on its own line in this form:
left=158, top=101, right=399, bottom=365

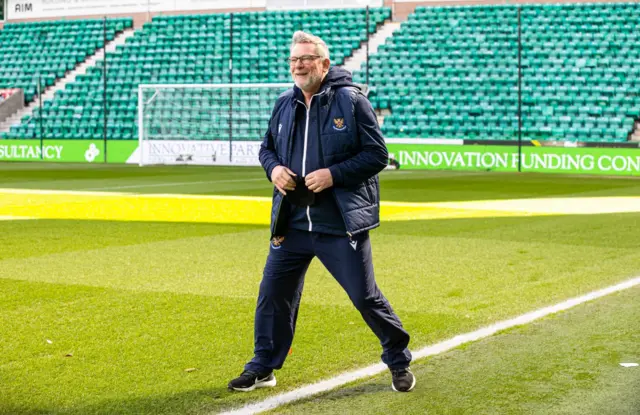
left=305, top=168, right=334, bottom=193
left=271, top=165, right=296, bottom=195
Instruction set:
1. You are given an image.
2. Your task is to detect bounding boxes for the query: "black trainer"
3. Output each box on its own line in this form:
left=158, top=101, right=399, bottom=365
left=391, top=367, right=416, bottom=392
left=228, top=370, right=277, bottom=392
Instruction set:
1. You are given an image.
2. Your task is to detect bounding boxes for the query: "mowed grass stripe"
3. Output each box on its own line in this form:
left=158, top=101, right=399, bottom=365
left=0, top=220, right=264, bottom=261
left=0, top=189, right=507, bottom=224
left=2, top=216, right=640, bottom=313
left=264, top=286, right=640, bottom=415
left=0, top=165, right=271, bottom=197
left=2, top=189, right=640, bottom=224
left=1, top=164, right=639, bottom=202
left=0, top=190, right=274, bottom=225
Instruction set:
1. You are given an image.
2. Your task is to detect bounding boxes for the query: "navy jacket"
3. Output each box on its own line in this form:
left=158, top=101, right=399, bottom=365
left=259, top=66, right=388, bottom=238
left=286, top=73, right=347, bottom=235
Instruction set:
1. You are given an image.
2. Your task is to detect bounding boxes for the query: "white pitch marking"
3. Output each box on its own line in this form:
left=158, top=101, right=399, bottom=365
left=0, top=216, right=35, bottom=220
left=432, top=197, right=640, bottom=215
left=381, top=197, right=640, bottom=215
left=0, top=188, right=272, bottom=202
left=0, top=188, right=132, bottom=196
left=83, top=178, right=265, bottom=191
left=218, top=275, right=640, bottom=415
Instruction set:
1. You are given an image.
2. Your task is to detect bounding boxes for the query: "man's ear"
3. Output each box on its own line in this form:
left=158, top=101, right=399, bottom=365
left=322, top=58, right=331, bottom=72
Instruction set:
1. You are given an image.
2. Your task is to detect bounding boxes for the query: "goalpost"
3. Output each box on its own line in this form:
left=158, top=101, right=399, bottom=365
left=137, top=83, right=291, bottom=166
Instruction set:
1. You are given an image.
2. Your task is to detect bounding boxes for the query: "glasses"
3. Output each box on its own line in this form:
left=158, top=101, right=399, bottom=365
left=287, top=55, right=322, bottom=65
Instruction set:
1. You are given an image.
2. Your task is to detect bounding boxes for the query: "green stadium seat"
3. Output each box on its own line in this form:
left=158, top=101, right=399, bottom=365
left=371, top=3, right=640, bottom=143
left=4, top=8, right=389, bottom=140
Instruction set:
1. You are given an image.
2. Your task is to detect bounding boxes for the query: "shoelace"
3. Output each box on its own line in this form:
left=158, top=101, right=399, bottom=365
left=392, top=369, right=408, bottom=378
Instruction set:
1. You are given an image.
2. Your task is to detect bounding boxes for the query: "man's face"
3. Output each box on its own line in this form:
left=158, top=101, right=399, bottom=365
left=289, top=43, right=329, bottom=93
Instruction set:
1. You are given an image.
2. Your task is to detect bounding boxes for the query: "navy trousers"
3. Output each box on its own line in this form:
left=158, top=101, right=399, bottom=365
left=245, top=229, right=412, bottom=372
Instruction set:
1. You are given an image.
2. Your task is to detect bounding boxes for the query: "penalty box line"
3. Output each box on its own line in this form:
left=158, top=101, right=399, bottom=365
left=218, top=274, right=640, bottom=415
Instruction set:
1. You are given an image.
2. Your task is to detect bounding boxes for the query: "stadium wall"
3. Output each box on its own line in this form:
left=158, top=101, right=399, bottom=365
left=0, top=8, right=263, bottom=29
left=393, top=0, right=640, bottom=20
left=1, top=0, right=391, bottom=27
left=3, top=0, right=635, bottom=26
left=2, top=3, right=264, bottom=28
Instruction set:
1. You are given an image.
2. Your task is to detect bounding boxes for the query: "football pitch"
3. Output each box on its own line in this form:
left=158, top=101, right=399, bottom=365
left=0, top=163, right=639, bottom=415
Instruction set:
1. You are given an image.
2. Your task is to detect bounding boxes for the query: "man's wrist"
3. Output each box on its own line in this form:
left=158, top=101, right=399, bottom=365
left=267, top=163, right=281, bottom=182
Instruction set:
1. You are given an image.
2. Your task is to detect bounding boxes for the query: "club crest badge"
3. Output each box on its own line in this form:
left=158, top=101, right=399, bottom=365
left=333, top=117, right=346, bottom=131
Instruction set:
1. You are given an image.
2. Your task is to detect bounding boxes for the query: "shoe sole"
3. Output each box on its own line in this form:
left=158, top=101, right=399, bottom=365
left=391, top=375, right=416, bottom=392
left=230, top=377, right=277, bottom=392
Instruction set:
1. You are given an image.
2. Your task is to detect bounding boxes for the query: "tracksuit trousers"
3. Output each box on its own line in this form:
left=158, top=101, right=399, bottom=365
left=244, top=229, right=412, bottom=373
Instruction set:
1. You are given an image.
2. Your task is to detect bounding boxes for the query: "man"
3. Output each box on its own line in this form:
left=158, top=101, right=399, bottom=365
left=228, top=31, right=414, bottom=393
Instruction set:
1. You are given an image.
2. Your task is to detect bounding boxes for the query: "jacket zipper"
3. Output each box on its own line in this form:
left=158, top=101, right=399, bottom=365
left=296, top=90, right=326, bottom=233
left=303, top=101, right=312, bottom=231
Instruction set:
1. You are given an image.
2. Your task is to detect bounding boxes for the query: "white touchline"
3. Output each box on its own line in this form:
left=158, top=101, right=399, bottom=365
left=0, top=188, right=272, bottom=202
left=218, top=275, right=640, bottom=415
left=83, top=178, right=266, bottom=191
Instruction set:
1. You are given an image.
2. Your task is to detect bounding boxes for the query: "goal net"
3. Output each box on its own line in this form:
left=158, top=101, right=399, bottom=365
left=137, top=83, right=291, bottom=166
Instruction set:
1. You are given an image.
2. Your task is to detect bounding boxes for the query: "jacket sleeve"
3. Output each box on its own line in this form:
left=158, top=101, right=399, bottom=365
left=259, top=100, right=282, bottom=182
left=328, top=93, right=388, bottom=187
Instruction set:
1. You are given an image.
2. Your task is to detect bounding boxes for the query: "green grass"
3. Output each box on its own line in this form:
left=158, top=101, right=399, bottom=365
left=267, top=286, right=640, bottom=415
left=0, top=164, right=638, bottom=414
left=2, top=163, right=640, bottom=201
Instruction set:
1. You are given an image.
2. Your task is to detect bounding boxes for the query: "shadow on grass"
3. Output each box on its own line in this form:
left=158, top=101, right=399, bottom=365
left=314, top=381, right=391, bottom=400
left=1, top=386, right=235, bottom=415
left=378, top=212, right=640, bottom=249
left=379, top=170, right=640, bottom=203
left=268, top=382, right=393, bottom=415
left=0, top=219, right=266, bottom=260
left=0, top=382, right=392, bottom=415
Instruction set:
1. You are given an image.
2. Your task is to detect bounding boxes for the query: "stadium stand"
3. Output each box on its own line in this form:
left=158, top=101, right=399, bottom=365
left=0, top=18, right=133, bottom=105
left=520, top=3, right=639, bottom=142
left=0, top=8, right=390, bottom=140
left=1, top=4, right=638, bottom=143
left=354, top=3, right=640, bottom=142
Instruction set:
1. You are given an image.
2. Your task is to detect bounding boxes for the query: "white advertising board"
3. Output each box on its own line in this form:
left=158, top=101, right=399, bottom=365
left=7, top=0, right=266, bottom=20
left=266, top=0, right=381, bottom=10
left=129, top=140, right=262, bottom=166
